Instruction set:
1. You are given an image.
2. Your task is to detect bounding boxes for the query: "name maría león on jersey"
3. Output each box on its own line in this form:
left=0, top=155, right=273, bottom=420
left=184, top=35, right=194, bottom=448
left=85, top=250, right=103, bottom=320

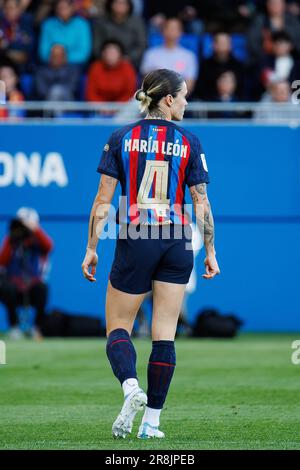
left=124, top=138, right=189, bottom=158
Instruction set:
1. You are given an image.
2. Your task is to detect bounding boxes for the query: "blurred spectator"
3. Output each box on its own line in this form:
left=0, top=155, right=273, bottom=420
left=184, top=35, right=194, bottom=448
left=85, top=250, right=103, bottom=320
left=260, top=31, right=300, bottom=88
left=33, top=44, right=81, bottom=100
left=144, top=1, right=203, bottom=35
left=39, top=0, right=92, bottom=65
left=0, top=0, right=35, bottom=68
left=214, top=70, right=239, bottom=101
left=248, top=0, right=300, bottom=65
left=141, top=18, right=198, bottom=94
left=255, top=79, right=300, bottom=121
left=179, top=4, right=203, bottom=34
left=200, top=0, right=253, bottom=32
left=0, top=60, right=24, bottom=118
left=24, top=0, right=121, bottom=24
left=86, top=39, right=136, bottom=103
left=0, top=0, right=33, bottom=13
left=93, top=0, right=146, bottom=69
left=0, top=207, right=53, bottom=340
left=261, top=77, right=292, bottom=101
left=0, top=0, right=33, bottom=11
left=237, top=1, right=261, bottom=20
left=194, top=32, right=245, bottom=100
left=208, top=70, right=247, bottom=118
left=22, top=1, right=57, bottom=24
left=287, top=0, right=300, bottom=18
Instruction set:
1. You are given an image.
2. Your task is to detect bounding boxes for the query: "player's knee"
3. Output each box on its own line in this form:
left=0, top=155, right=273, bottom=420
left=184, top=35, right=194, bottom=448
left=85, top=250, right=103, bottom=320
left=152, top=321, right=177, bottom=342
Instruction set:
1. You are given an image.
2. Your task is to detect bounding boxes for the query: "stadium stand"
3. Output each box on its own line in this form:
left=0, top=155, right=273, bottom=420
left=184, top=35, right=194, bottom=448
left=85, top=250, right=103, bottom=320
left=0, top=0, right=299, bottom=118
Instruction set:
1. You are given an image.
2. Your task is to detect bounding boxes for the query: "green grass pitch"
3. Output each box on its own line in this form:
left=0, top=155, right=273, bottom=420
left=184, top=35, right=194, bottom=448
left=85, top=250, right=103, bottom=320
left=0, top=334, right=300, bottom=450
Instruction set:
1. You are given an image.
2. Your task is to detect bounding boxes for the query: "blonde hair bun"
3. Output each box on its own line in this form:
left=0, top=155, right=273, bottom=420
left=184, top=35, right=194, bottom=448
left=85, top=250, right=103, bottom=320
left=135, top=89, right=147, bottom=101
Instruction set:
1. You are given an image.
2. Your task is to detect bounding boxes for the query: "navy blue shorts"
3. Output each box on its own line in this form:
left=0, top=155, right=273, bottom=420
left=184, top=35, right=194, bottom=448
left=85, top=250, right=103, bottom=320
left=109, top=224, right=194, bottom=294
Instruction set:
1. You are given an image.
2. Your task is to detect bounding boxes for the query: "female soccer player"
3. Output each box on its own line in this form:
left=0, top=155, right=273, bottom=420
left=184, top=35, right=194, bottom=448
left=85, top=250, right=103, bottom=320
left=81, top=69, right=220, bottom=439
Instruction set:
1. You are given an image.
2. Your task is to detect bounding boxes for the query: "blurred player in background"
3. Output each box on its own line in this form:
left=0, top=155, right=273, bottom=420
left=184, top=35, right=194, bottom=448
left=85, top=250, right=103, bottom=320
left=0, top=207, right=53, bottom=340
left=82, top=69, right=220, bottom=439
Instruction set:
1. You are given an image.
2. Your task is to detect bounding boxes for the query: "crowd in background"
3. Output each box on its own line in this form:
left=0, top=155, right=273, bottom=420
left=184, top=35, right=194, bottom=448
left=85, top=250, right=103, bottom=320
left=0, top=0, right=300, bottom=118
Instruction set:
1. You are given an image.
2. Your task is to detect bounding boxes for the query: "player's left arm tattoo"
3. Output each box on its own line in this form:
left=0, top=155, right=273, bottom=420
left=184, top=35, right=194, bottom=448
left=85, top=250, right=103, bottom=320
left=190, top=183, right=215, bottom=253
left=87, top=175, right=118, bottom=251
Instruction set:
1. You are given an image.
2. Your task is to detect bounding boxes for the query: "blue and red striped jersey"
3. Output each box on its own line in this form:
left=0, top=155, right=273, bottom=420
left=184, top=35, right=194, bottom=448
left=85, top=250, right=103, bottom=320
left=97, top=118, right=209, bottom=225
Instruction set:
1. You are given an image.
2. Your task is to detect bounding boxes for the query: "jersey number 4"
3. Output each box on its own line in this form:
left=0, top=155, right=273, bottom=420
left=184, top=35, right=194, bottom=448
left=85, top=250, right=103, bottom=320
left=137, top=161, right=170, bottom=217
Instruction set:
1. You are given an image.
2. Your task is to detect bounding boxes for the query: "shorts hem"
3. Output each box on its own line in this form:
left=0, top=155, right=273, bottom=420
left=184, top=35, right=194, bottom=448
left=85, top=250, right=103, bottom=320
left=152, top=276, right=190, bottom=285
left=110, top=277, right=151, bottom=295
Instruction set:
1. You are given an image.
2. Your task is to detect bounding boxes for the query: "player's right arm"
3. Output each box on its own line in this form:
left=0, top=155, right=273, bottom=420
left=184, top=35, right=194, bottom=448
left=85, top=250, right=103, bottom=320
left=81, top=174, right=118, bottom=282
left=189, top=183, right=220, bottom=279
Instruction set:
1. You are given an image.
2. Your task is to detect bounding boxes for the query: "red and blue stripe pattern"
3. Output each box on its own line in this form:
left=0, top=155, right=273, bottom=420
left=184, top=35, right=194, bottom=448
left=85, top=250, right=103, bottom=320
left=168, top=129, right=191, bottom=224
left=120, top=125, right=141, bottom=224
left=120, top=123, right=192, bottom=225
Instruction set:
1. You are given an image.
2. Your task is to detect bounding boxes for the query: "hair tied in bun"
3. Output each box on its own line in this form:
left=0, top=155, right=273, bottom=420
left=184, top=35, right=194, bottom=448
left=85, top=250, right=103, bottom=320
left=135, top=89, right=147, bottom=101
